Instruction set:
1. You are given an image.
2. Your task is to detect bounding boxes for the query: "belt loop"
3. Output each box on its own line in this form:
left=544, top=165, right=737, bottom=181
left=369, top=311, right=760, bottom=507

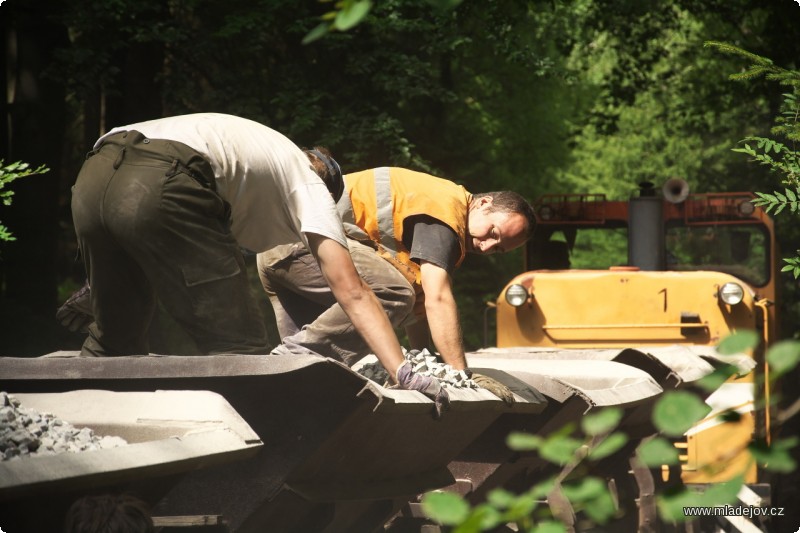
left=167, top=159, right=178, bottom=177
left=112, top=147, right=126, bottom=169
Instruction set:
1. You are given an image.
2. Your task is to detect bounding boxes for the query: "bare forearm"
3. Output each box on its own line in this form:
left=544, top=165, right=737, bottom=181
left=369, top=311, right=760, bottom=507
left=334, top=279, right=405, bottom=376
left=425, top=296, right=467, bottom=370
left=308, top=234, right=405, bottom=377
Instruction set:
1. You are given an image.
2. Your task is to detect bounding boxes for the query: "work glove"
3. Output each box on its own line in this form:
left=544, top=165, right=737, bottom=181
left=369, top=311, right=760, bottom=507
left=395, top=360, right=450, bottom=419
left=56, top=280, right=94, bottom=333
left=471, top=372, right=516, bottom=406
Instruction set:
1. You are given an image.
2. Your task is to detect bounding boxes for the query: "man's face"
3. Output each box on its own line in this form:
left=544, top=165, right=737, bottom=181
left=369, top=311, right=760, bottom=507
left=466, top=196, right=528, bottom=255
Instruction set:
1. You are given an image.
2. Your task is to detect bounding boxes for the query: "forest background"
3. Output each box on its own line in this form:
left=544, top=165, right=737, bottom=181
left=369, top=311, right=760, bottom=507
left=2, top=0, right=800, bottom=356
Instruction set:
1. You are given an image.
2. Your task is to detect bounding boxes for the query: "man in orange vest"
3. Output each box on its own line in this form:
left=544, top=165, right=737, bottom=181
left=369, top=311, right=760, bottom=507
left=259, top=167, right=535, bottom=402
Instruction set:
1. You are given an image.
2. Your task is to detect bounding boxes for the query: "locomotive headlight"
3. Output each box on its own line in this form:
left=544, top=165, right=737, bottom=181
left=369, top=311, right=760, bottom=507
left=719, top=282, right=744, bottom=305
left=505, top=284, right=529, bottom=307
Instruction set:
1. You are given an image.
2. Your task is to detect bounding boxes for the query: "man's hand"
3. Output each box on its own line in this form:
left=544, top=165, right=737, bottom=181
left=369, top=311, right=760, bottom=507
left=56, top=280, right=94, bottom=333
left=472, top=372, right=515, bottom=406
left=396, top=360, right=450, bottom=418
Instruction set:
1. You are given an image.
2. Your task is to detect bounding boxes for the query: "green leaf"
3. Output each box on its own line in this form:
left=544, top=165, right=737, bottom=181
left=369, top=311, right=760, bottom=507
left=561, top=477, right=606, bottom=503
left=637, top=437, right=680, bottom=467
left=421, top=491, right=470, bottom=525
left=582, top=486, right=617, bottom=524
left=717, top=330, right=760, bottom=354
left=786, top=188, right=797, bottom=202
left=766, top=340, right=800, bottom=378
left=333, top=0, right=372, bottom=31
left=581, top=407, right=623, bottom=436
left=302, top=22, right=330, bottom=45
left=588, top=432, right=628, bottom=460
left=454, top=504, right=501, bottom=533
left=749, top=438, right=798, bottom=473
left=539, top=435, right=584, bottom=465
left=698, top=476, right=743, bottom=507
left=652, top=391, right=711, bottom=437
left=487, top=488, right=516, bottom=509
left=530, top=521, right=567, bottom=533
left=528, top=477, right=557, bottom=500
left=507, top=432, right=542, bottom=451
left=503, top=492, right=539, bottom=522
left=697, top=363, right=739, bottom=392
left=657, top=487, right=701, bottom=522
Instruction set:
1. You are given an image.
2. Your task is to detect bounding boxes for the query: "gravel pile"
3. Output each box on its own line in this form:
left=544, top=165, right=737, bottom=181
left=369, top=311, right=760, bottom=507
left=357, top=348, right=478, bottom=389
left=0, top=392, right=128, bottom=461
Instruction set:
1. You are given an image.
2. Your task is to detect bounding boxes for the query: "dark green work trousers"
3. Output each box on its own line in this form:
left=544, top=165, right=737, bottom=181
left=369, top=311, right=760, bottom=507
left=71, top=131, right=268, bottom=356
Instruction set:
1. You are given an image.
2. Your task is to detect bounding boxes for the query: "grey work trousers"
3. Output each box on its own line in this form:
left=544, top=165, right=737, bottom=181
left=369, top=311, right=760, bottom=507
left=257, top=239, right=415, bottom=366
left=71, top=131, right=268, bottom=356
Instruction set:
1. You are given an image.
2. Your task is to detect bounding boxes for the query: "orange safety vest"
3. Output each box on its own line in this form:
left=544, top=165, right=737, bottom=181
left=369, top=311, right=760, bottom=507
left=337, top=167, right=471, bottom=290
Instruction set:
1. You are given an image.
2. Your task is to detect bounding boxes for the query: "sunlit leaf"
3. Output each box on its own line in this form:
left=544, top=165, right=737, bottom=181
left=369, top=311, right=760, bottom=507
left=333, top=0, right=372, bottom=31
left=454, top=504, right=501, bottom=533
left=302, top=22, right=330, bottom=45
left=698, top=476, right=743, bottom=507
left=766, top=340, right=800, bottom=378
left=421, top=491, right=470, bottom=525
left=474, top=504, right=503, bottom=530
left=539, top=435, right=584, bottom=465
left=581, top=407, right=623, bottom=436
left=657, top=487, right=701, bottom=522
left=528, top=477, right=557, bottom=500
left=696, top=363, right=739, bottom=392
left=637, top=437, right=680, bottom=466
left=507, top=432, right=542, bottom=451
left=588, top=432, right=628, bottom=460
left=529, top=521, right=567, bottom=533
left=652, top=391, right=711, bottom=436
left=561, top=477, right=606, bottom=503
left=503, top=492, right=538, bottom=522
left=582, top=486, right=617, bottom=524
left=487, top=488, right=515, bottom=509
left=717, top=330, right=760, bottom=354
left=749, top=437, right=798, bottom=473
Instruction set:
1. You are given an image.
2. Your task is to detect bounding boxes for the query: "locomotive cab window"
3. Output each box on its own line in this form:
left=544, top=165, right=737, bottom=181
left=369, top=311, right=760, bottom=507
left=528, top=227, right=629, bottom=270
left=665, top=224, right=770, bottom=287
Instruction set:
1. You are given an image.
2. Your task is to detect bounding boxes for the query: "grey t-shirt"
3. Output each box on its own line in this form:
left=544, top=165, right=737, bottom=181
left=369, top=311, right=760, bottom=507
left=404, top=216, right=461, bottom=274
left=98, top=113, right=346, bottom=254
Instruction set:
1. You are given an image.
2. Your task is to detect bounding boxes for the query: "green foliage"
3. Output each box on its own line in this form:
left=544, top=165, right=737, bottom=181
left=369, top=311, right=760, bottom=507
left=717, top=330, right=760, bottom=354
left=301, top=0, right=465, bottom=44
left=658, top=476, right=744, bottom=522
left=423, top=332, right=800, bottom=530
left=637, top=437, right=680, bottom=467
left=706, top=41, right=800, bottom=277
left=652, top=391, right=711, bottom=436
left=749, top=437, right=798, bottom=474
left=581, top=406, right=624, bottom=436
left=421, top=491, right=470, bottom=525
left=0, top=160, right=49, bottom=242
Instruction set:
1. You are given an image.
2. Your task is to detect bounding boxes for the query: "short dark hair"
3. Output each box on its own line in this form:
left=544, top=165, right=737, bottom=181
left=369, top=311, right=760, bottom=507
left=304, top=146, right=344, bottom=202
left=472, top=191, right=536, bottom=238
left=64, top=494, right=154, bottom=533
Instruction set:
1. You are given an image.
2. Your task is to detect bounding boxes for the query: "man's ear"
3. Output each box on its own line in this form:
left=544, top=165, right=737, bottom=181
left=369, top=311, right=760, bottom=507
left=479, top=195, right=494, bottom=209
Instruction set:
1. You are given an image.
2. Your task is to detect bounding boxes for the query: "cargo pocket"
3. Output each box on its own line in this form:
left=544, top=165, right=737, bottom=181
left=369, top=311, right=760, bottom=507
left=180, top=253, right=245, bottom=322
